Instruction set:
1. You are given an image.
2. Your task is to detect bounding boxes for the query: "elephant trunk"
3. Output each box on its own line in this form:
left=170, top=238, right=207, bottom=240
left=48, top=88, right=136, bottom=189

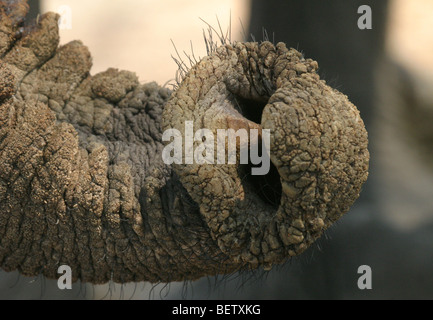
left=0, top=0, right=369, bottom=284
left=162, top=40, right=369, bottom=270
left=0, top=2, right=236, bottom=284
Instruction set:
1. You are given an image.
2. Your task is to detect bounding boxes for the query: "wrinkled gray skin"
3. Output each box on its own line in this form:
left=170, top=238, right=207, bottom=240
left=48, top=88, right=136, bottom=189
left=0, top=0, right=369, bottom=285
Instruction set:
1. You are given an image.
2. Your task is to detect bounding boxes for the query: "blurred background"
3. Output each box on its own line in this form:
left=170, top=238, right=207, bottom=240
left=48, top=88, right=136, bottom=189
left=1, top=0, right=433, bottom=299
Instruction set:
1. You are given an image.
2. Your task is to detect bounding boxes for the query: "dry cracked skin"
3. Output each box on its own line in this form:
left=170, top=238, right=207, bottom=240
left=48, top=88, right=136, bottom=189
left=0, top=0, right=369, bottom=284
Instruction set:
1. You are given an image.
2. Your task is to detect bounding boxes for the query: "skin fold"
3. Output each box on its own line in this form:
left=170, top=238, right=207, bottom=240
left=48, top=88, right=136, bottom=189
left=0, top=0, right=369, bottom=284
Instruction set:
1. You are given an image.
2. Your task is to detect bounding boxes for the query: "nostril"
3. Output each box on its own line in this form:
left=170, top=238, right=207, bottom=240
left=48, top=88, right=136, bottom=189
left=233, top=94, right=282, bottom=209
left=241, top=160, right=282, bottom=209
left=234, top=95, right=268, bottom=125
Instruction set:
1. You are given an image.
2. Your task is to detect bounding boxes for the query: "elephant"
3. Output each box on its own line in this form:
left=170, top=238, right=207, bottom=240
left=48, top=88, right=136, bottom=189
left=0, top=0, right=369, bottom=287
